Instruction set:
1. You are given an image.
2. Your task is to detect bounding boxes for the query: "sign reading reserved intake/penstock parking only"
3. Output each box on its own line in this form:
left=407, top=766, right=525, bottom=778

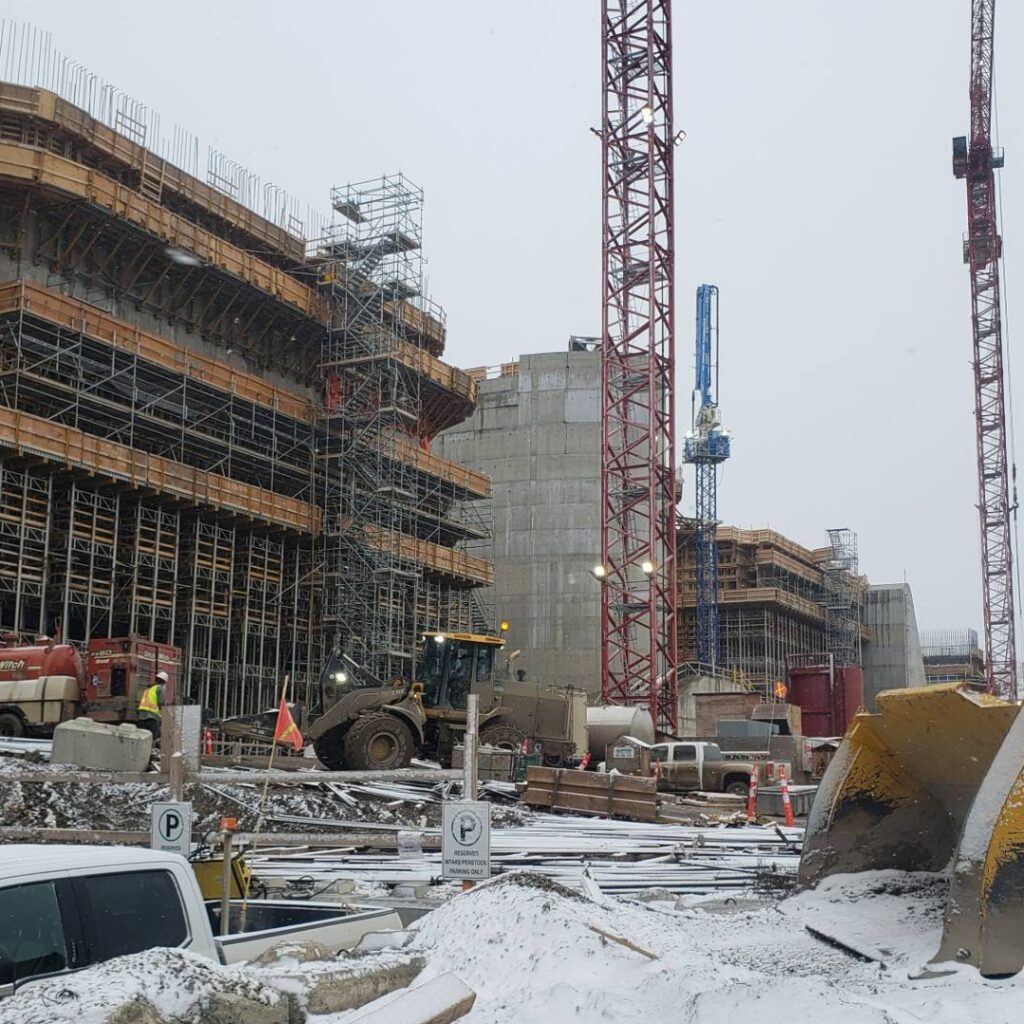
left=442, top=800, right=491, bottom=880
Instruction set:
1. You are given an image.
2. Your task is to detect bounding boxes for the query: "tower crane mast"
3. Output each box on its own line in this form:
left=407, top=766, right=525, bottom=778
left=599, top=0, right=678, bottom=732
left=683, top=285, right=730, bottom=667
left=953, top=0, right=1017, bottom=698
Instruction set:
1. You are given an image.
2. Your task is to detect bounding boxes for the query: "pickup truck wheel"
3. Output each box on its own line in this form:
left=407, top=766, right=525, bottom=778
left=725, top=779, right=749, bottom=797
left=479, top=723, right=526, bottom=752
left=313, top=726, right=348, bottom=770
left=0, top=712, right=24, bottom=738
left=343, top=713, right=413, bottom=771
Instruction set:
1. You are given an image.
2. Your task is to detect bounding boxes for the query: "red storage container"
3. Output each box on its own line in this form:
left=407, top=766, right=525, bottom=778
left=789, top=666, right=833, bottom=737
left=788, top=662, right=864, bottom=737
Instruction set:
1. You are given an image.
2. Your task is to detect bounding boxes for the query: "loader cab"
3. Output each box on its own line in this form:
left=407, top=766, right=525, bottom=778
left=416, top=633, right=504, bottom=711
left=317, top=649, right=379, bottom=708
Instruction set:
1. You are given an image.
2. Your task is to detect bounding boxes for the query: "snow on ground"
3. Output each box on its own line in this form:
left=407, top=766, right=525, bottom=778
left=323, top=870, right=1020, bottom=1024
left=0, top=948, right=285, bottom=1024
left=0, top=868, right=1019, bottom=1022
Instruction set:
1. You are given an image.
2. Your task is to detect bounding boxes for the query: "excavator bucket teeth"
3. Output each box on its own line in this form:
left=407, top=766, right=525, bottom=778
left=797, top=683, right=1024, bottom=976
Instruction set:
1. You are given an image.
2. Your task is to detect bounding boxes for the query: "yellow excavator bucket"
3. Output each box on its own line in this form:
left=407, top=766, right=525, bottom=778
left=798, top=683, right=1024, bottom=977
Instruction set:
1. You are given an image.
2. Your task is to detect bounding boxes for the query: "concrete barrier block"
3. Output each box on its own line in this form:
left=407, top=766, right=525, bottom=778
left=259, top=956, right=425, bottom=1016
left=201, top=991, right=289, bottom=1024
left=51, top=717, right=152, bottom=771
left=349, top=972, right=476, bottom=1024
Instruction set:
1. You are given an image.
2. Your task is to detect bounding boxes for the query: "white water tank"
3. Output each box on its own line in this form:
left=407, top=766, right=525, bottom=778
left=586, top=705, right=655, bottom=755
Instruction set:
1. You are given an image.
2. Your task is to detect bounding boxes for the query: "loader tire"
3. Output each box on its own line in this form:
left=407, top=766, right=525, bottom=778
left=479, top=723, right=526, bottom=752
left=313, top=725, right=349, bottom=770
left=0, top=712, right=24, bottom=738
left=343, top=713, right=414, bottom=771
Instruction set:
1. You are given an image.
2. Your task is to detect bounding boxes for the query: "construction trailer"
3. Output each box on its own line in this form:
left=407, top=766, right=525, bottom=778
left=0, top=71, right=492, bottom=718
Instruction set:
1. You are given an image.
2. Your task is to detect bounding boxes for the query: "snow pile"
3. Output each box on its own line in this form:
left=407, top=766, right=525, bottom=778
left=0, top=947, right=283, bottom=1024
left=394, top=869, right=1022, bottom=1023
left=0, top=870, right=1019, bottom=1023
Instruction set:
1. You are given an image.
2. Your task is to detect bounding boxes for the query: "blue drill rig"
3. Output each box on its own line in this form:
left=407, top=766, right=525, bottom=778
left=683, top=285, right=731, bottom=667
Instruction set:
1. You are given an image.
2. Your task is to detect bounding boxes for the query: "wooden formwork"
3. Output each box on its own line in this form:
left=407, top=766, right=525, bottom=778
left=0, top=280, right=315, bottom=424
left=0, top=407, right=320, bottom=535
left=0, top=142, right=330, bottom=322
left=0, top=83, right=447, bottom=355
left=363, top=524, right=494, bottom=586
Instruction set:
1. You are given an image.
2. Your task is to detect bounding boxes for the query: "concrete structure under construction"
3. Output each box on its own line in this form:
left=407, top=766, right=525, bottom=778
left=0, top=76, right=491, bottom=717
left=439, top=345, right=925, bottom=710
left=677, top=522, right=867, bottom=690
left=436, top=350, right=602, bottom=694
left=920, top=628, right=987, bottom=689
left=861, top=584, right=927, bottom=708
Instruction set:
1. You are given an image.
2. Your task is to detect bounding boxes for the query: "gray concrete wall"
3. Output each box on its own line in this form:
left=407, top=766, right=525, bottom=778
left=435, top=351, right=602, bottom=695
left=861, top=583, right=927, bottom=709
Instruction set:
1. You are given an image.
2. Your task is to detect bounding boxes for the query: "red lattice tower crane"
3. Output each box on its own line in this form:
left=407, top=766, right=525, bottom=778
left=599, top=0, right=678, bottom=732
left=953, top=0, right=1017, bottom=698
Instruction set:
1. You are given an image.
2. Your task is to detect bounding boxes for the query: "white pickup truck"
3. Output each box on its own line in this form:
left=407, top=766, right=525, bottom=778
left=0, top=845, right=401, bottom=998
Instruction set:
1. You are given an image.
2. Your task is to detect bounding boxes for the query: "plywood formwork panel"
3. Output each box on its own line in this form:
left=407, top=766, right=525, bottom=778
left=363, top=524, right=494, bottom=587
left=0, top=406, right=320, bottom=534
left=2, top=279, right=484, bottom=502
left=0, top=86, right=450, bottom=356
left=0, top=84, right=304, bottom=262
left=0, top=84, right=448, bottom=354
left=0, top=142, right=329, bottom=321
left=0, top=280, right=314, bottom=422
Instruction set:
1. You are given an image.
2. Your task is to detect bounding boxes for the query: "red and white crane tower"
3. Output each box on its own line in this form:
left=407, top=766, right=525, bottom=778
left=599, top=0, right=678, bottom=732
left=953, top=0, right=1017, bottom=698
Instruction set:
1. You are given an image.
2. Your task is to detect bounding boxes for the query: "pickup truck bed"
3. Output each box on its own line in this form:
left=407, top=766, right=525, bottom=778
left=208, top=900, right=402, bottom=963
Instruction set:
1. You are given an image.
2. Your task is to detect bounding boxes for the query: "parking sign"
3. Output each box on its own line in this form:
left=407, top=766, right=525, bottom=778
left=151, top=801, right=192, bottom=858
left=442, top=800, right=491, bottom=881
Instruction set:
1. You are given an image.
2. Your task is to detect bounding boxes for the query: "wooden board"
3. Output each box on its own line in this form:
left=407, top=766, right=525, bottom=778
left=523, top=767, right=658, bottom=823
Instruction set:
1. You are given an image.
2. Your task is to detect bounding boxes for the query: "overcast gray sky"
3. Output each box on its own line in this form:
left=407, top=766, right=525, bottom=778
left=13, top=0, right=1024, bottom=639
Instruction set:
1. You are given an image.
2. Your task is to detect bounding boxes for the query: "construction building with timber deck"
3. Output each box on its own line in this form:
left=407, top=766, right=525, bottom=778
left=0, top=80, right=493, bottom=717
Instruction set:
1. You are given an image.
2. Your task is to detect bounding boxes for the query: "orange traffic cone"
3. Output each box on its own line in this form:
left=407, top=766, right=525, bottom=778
left=778, top=763, right=795, bottom=828
left=746, top=764, right=758, bottom=822
left=203, top=727, right=214, bottom=757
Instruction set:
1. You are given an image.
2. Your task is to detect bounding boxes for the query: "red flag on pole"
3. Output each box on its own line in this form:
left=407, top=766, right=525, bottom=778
left=273, top=699, right=303, bottom=752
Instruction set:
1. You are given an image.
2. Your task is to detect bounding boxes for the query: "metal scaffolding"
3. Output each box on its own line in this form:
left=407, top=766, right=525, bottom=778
left=316, top=175, right=490, bottom=679
left=0, top=60, right=492, bottom=720
left=678, top=523, right=864, bottom=692
left=823, top=528, right=861, bottom=667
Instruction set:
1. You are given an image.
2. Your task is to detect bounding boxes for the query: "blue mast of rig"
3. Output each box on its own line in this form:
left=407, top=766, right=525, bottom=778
left=683, top=285, right=731, bottom=667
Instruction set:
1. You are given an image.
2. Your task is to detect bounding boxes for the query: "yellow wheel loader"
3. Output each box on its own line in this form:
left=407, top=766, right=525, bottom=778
left=798, top=683, right=1024, bottom=977
left=218, top=632, right=588, bottom=772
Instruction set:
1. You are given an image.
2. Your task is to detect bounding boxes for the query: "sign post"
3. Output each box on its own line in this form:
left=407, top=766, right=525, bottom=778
left=464, top=693, right=479, bottom=799
left=442, top=800, right=491, bottom=882
left=151, top=801, right=192, bottom=858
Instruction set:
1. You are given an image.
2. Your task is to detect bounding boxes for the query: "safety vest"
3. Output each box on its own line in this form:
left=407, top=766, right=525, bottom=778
left=138, top=684, right=162, bottom=716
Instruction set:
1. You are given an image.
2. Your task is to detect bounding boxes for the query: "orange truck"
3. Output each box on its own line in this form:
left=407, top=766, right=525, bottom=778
left=0, top=634, right=180, bottom=738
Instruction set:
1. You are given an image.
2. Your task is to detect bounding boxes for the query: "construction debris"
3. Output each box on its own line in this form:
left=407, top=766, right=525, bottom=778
left=524, top=766, right=658, bottom=821
left=248, top=815, right=801, bottom=897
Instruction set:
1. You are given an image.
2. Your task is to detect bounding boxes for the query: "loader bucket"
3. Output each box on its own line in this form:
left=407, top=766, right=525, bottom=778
left=797, top=683, right=1024, bottom=976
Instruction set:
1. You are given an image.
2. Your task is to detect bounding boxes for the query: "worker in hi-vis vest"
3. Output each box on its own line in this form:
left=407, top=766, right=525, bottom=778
left=137, top=670, right=169, bottom=743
